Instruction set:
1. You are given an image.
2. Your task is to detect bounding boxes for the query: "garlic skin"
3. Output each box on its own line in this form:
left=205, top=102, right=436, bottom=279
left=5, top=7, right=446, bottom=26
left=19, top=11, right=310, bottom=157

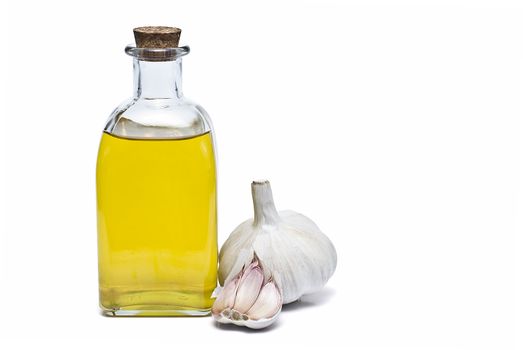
left=212, top=254, right=282, bottom=329
left=219, top=180, right=337, bottom=304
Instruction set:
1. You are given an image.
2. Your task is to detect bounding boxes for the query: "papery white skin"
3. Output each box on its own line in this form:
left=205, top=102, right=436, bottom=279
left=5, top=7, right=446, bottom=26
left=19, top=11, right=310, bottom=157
left=218, top=180, right=337, bottom=304
left=212, top=255, right=282, bottom=329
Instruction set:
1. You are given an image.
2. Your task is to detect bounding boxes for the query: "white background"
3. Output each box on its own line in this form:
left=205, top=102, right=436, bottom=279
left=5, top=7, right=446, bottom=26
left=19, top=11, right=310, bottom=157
left=1, top=0, right=522, bottom=349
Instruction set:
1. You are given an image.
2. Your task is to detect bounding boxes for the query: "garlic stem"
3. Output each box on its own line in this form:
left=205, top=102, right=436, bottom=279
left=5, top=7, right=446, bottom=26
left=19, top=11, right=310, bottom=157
left=251, top=180, right=281, bottom=226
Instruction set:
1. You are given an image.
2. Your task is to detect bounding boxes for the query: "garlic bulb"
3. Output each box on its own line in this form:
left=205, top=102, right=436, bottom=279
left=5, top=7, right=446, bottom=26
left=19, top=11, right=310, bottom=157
left=212, top=254, right=282, bottom=329
left=219, top=180, right=337, bottom=304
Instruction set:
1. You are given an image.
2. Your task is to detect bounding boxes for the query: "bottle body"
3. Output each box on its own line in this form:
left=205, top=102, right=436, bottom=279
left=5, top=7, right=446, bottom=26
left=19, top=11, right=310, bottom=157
left=96, top=47, right=217, bottom=316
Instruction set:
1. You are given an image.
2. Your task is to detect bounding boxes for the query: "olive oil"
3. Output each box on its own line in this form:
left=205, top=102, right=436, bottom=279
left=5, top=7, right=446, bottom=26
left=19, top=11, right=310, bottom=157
left=96, top=131, right=217, bottom=316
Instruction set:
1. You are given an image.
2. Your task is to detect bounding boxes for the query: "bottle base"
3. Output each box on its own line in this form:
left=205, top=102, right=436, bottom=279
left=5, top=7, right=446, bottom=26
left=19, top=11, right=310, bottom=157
left=100, top=305, right=211, bottom=317
left=99, top=287, right=215, bottom=317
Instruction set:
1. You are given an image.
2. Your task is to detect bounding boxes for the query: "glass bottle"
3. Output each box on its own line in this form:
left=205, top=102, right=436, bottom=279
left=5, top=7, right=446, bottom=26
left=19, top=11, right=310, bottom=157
left=96, top=27, right=217, bottom=316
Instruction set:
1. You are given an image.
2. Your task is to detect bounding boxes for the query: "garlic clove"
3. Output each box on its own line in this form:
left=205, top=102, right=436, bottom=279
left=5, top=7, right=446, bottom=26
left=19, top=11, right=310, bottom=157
left=232, top=260, right=264, bottom=313
left=246, top=278, right=281, bottom=320
left=211, top=274, right=239, bottom=317
left=212, top=255, right=282, bottom=329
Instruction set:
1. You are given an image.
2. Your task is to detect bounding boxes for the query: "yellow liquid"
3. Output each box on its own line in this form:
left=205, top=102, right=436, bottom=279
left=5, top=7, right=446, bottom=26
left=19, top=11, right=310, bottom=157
left=96, top=131, right=217, bottom=316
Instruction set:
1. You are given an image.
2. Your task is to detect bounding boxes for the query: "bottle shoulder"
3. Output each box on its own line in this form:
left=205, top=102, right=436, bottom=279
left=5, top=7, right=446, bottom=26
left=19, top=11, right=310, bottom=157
left=104, top=97, right=212, bottom=139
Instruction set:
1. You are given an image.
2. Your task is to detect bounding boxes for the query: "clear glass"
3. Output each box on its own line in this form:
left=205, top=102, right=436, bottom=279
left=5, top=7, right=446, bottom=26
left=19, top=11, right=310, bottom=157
left=96, top=45, right=217, bottom=316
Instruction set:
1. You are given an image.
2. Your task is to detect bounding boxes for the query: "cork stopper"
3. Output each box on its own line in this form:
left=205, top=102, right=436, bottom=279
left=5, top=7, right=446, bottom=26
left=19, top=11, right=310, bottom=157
left=133, top=26, right=181, bottom=48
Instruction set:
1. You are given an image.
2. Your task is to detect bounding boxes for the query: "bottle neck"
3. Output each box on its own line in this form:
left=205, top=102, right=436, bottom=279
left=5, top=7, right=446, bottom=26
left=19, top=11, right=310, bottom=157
left=133, top=58, right=183, bottom=99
